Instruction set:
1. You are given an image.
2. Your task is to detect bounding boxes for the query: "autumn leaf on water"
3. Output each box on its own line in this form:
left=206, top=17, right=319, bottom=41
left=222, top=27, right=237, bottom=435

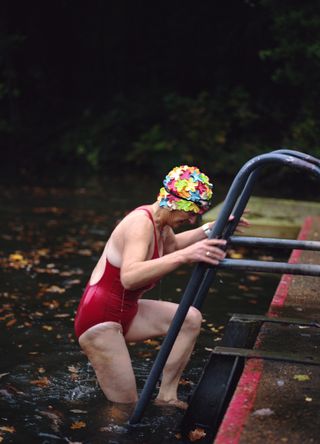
left=0, top=426, right=15, bottom=433
left=179, top=378, right=193, bottom=387
left=8, top=252, right=29, bottom=269
left=30, top=377, right=50, bottom=387
left=42, top=325, right=53, bottom=331
left=229, top=251, right=244, bottom=259
left=42, top=300, right=60, bottom=309
left=188, top=427, right=207, bottom=442
left=143, top=339, right=160, bottom=347
left=293, top=374, right=310, bottom=382
left=70, top=421, right=86, bottom=430
left=247, top=274, right=260, bottom=282
left=68, top=365, right=79, bottom=381
left=6, top=318, right=17, bottom=328
left=77, top=249, right=92, bottom=256
left=9, top=253, right=24, bottom=262
left=45, top=285, right=65, bottom=294
left=0, top=373, right=10, bottom=379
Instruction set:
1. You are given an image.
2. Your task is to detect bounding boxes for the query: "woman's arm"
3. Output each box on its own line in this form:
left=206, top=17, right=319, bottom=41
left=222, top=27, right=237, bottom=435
left=173, top=214, right=250, bottom=251
left=120, top=217, right=226, bottom=290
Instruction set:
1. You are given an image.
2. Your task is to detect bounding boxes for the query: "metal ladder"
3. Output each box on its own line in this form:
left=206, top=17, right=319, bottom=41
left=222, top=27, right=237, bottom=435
left=129, top=149, right=320, bottom=431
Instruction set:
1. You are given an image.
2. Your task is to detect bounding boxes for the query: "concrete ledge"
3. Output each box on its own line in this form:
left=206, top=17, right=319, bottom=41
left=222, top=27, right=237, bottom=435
left=214, top=216, right=320, bottom=444
left=203, top=197, right=320, bottom=239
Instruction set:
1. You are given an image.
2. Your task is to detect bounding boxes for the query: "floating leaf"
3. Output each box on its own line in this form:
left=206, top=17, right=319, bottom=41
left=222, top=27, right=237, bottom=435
left=42, top=325, right=53, bottom=331
left=188, top=427, right=207, bottom=441
left=179, top=378, right=193, bottom=387
left=293, top=374, right=310, bottom=382
left=143, top=339, right=160, bottom=347
left=0, top=373, right=10, bottom=379
left=78, top=249, right=92, bottom=256
left=229, top=252, right=243, bottom=259
left=252, top=408, right=274, bottom=416
left=45, top=285, right=65, bottom=294
left=0, top=426, right=15, bottom=433
left=6, top=319, right=17, bottom=328
left=9, top=253, right=24, bottom=262
left=70, top=421, right=86, bottom=430
left=30, top=377, right=50, bottom=387
left=247, top=274, right=260, bottom=282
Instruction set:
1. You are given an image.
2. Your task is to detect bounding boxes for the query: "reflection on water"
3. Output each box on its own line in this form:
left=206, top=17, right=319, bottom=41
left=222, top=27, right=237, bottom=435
left=0, top=177, right=283, bottom=443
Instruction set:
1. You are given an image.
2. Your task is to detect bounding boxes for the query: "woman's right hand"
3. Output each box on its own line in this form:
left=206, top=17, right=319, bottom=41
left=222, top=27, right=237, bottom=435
left=182, top=238, right=226, bottom=265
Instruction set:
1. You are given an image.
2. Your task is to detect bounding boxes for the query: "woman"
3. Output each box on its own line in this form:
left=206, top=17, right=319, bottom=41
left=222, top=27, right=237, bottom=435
left=74, top=165, right=227, bottom=407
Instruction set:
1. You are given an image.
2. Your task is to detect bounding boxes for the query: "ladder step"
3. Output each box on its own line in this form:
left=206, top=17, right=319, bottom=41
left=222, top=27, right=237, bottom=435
left=229, top=313, right=320, bottom=328
left=213, top=346, right=320, bottom=366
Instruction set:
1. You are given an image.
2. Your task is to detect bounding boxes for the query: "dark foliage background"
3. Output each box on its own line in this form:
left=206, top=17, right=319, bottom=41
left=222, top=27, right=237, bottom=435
left=1, top=0, right=320, bottom=181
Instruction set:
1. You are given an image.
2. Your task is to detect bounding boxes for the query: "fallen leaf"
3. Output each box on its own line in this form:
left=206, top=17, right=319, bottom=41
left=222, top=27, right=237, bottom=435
left=9, top=253, right=24, bottom=261
left=30, top=377, right=50, bottom=387
left=78, top=249, right=92, bottom=256
left=293, top=374, right=310, bottom=382
left=6, top=319, right=17, bottom=328
left=0, top=373, right=10, bottom=379
left=229, top=252, right=243, bottom=259
left=45, top=285, right=65, bottom=294
left=247, top=274, right=260, bottom=282
left=70, top=421, right=86, bottom=430
left=179, top=378, right=193, bottom=387
left=188, top=427, right=207, bottom=442
left=42, top=325, right=53, bottom=331
left=252, top=408, right=274, bottom=416
left=0, top=426, right=15, bottom=433
left=143, top=339, right=160, bottom=347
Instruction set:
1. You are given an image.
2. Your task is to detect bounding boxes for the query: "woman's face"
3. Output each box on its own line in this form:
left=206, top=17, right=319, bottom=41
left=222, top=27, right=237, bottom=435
left=167, top=210, right=197, bottom=229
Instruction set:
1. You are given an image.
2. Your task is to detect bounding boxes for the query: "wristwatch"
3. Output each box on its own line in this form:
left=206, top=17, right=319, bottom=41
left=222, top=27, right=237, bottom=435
left=202, top=222, right=211, bottom=238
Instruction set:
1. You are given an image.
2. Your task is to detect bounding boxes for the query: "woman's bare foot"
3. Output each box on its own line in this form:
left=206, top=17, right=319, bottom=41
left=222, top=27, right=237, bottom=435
left=154, top=398, right=188, bottom=410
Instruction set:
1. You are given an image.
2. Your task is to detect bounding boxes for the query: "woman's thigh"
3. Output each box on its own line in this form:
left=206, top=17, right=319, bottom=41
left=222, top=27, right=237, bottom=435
left=124, top=299, right=182, bottom=342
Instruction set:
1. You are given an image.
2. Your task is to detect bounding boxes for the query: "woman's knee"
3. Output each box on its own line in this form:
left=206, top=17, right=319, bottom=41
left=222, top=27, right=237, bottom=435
left=79, top=322, right=123, bottom=352
left=184, top=307, right=202, bottom=333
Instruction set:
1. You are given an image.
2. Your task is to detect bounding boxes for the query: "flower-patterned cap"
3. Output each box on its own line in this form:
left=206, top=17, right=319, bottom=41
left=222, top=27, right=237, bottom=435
left=157, top=165, right=213, bottom=214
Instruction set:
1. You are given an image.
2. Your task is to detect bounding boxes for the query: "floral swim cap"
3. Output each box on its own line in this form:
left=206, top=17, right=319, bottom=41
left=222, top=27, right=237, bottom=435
left=157, top=165, right=213, bottom=214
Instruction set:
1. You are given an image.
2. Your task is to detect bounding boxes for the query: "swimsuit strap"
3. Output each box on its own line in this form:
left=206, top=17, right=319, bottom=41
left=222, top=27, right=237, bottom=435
left=135, top=207, right=159, bottom=258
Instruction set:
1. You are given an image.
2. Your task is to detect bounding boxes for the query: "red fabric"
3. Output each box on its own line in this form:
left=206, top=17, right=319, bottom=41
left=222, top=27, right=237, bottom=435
left=74, top=208, right=159, bottom=338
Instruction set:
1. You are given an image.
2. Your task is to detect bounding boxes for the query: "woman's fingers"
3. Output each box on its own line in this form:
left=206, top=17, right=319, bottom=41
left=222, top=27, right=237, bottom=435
left=201, top=239, right=226, bottom=263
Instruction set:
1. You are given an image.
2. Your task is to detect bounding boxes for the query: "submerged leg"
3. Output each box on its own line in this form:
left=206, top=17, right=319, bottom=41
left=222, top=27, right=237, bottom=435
left=79, top=322, right=138, bottom=403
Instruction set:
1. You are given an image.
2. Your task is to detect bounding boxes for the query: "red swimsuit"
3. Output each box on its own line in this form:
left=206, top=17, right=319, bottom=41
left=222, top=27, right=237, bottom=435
left=74, top=208, right=160, bottom=338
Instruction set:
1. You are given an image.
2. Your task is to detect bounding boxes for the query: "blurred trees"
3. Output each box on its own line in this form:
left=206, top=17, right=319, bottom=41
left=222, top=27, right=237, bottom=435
left=1, top=0, right=320, bottom=178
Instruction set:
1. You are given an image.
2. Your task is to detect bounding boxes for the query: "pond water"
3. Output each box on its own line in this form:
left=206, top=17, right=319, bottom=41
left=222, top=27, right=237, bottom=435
left=0, top=175, right=285, bottom=443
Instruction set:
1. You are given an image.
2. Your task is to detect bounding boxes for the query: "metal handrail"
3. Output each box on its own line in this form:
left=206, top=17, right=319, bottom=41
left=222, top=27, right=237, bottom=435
left=229, top=236, right=320, bottom=250
left=129, top=150, right=320, bottom=425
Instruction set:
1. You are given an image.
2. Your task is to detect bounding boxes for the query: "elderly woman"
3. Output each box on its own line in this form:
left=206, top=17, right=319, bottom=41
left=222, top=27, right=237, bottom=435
left=74, top=165, right=227, bottom=408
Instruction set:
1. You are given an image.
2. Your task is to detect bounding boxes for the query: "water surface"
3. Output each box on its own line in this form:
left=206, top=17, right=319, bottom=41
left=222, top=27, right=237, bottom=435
left=0, top=176, right=282, bottom=443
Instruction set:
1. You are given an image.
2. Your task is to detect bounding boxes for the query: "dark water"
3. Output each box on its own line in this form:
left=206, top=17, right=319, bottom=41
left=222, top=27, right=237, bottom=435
left=0, top=176, right=283, bottom=443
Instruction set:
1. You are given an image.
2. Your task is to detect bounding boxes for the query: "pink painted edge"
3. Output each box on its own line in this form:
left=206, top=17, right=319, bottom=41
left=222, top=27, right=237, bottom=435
left=214, top=216, right=315, bottom=444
